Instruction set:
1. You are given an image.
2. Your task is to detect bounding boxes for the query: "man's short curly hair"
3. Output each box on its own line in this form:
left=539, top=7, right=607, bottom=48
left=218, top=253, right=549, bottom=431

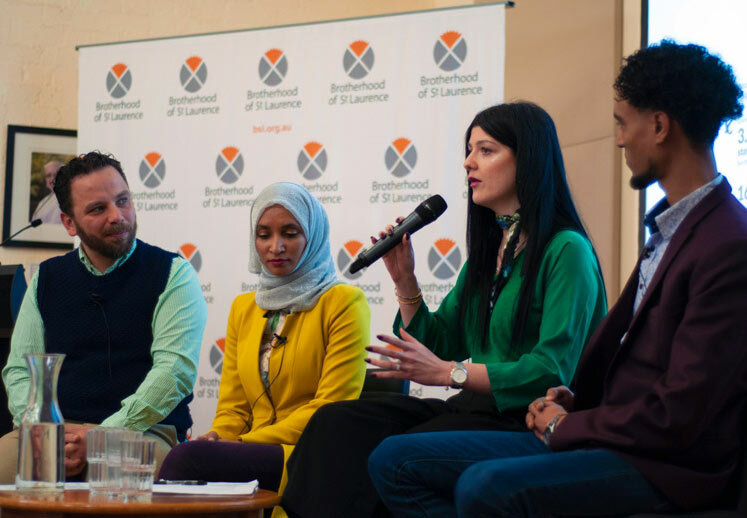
left=614, top=40, right=743, bottom=147
left=54, top=151, right=128, bottom=215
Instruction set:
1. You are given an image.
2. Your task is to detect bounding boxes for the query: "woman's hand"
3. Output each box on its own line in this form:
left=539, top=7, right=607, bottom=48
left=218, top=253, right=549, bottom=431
left=194, top=430, right=219, bottom=441
left=365, top=328, right=451, bottom=387
left=372, top=217, right=417, bottom=294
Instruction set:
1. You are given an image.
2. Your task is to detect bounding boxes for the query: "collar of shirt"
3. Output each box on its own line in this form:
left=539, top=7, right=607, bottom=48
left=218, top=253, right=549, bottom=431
left=646, top=174, right=723, bottom=240
left=77, top=239, right=138, bottom=276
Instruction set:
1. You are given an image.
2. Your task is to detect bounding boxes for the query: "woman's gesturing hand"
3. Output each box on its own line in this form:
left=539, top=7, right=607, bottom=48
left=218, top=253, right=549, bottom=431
left=365, top=328, right=451, bottom=387
left=372, top=217, right=417, bottom=291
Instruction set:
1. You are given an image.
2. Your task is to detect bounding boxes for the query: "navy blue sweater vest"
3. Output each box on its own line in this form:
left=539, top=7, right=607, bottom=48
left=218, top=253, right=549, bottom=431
left=37, top=240, right=192, bottom=438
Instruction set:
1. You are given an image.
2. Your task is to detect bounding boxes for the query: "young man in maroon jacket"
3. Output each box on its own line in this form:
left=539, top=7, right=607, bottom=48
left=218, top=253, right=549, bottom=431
left=366, top=40, right=747, bottom=516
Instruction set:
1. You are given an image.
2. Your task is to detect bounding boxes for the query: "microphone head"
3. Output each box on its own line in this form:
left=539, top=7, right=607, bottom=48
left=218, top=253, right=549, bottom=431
left=30, top=219, right=42, bottom=228
left=415, top=195, right=447, bottom=223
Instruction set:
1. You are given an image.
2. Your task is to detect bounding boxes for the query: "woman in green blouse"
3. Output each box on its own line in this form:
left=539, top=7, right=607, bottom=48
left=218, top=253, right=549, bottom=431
left=281, top=102, right=607, bottom=518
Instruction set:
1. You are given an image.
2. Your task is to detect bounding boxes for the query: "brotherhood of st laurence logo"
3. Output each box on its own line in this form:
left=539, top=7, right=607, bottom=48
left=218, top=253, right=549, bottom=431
left=215, top=147, right=244, bottom=185
left=427, top=239, right=462, bottom=279
left=297, top=142, right=328, bottom=181
left=178, top=243, right=203, bottom=273
left=106, top=63, right=132, bottom=98
left=209, top=338, right=225, bottom=375
left=180, top=56, right=208, bottom=92
left=139, top=152, right=165, bottom=188
left=385, top=138, right=417, bottom=178
left=337, top=240, right=364, bottom=279
left=343, top=41, right=374, bottom=79
left=259, top=49, right=288, bottom=86
left=433, top=31, right=467, bottom=71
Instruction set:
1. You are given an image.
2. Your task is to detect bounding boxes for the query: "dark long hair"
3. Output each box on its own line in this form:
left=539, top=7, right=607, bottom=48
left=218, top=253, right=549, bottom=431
left=459, top=102, right=601, bottom=350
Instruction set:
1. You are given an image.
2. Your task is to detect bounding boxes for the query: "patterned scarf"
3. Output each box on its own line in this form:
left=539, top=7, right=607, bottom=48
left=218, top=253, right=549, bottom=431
left=495, top=212, right=521, bottom=279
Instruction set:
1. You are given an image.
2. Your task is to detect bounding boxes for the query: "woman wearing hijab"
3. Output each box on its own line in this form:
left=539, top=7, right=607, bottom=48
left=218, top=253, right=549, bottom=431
left=158, top=182, right=370, bottom=495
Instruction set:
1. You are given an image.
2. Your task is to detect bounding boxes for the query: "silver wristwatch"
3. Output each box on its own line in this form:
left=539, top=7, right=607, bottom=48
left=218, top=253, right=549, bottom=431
left=449, top=361, right=468, bottom=389
left=542, top=413, right=567, bottom=446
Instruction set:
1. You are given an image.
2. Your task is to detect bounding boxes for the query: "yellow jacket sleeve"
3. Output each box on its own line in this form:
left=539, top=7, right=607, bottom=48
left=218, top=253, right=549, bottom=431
left=210, top=295, right=254, bottom=439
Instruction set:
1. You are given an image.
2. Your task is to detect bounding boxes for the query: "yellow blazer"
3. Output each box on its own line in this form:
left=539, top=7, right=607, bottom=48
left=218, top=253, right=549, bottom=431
left=210, top=283, right=370, bottom=493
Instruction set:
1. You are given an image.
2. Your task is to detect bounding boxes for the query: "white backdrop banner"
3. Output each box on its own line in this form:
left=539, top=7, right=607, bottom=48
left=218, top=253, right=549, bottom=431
left=78, top=3, right=506, bottom=435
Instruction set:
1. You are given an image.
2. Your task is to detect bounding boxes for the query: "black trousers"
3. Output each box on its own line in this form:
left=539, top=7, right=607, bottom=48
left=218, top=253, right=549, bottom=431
left=282, top=391, right=528, bottom=518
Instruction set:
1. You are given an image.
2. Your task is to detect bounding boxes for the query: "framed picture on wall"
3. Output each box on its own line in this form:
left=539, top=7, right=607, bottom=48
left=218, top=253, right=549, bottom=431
left=2, top=125, right=77, bottom=249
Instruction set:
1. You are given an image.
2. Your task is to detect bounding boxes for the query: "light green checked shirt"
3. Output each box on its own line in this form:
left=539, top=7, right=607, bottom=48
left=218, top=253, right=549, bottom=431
left=2, top=240, right=207, bottom=429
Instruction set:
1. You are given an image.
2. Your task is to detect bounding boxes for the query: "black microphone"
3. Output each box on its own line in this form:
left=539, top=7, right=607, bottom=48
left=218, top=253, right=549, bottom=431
left=272, top=333, right=287, bottom=345
left=90, top=293, right=104, bottom=305
left=0, top=219, right=42, bottom=246
left=642, top=245, right=655, bottom=259
left=348, top=195, right=447, bottom=274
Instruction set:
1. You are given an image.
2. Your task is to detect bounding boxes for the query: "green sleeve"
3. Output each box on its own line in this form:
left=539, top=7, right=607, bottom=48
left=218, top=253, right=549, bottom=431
left=2, top=271, right=45, bottom=426
left=392, top=263, right=471, bottom=361
left=486, top=232, right=607, bottom=410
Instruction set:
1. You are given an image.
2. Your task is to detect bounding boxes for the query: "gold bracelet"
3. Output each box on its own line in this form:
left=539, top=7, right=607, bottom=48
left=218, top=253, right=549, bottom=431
left=395, top=289, right=422, bottom=305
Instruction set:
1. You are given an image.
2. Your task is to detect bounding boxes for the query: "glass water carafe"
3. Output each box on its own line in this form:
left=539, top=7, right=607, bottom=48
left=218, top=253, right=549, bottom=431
left=16, top=353, right=65, bottom=493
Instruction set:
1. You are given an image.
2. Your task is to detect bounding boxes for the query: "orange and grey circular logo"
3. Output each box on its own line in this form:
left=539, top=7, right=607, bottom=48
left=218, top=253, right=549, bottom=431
left=215, top=147, right=244, bottom=185
left=179, top=243, right=202, bottom=273
left=209, top=337, right=225, bottom=375
left=433, top=31, right=467, bottom=71
left=297, top=142, right=327, bottom=181
left=385, top=138, right=417, bottom=178
left=428, top=239, right=462, bottom=279
left=338, top=240, right=364, bottom=279
left=343, top=40, right=374, bottom=79
left=180, top=56, right=208, bottom=92
left=106, top=63, right=132, bottom=98
left=139, top=152, right=165, bottom=188
left=259, top=49, right=288, bottom=86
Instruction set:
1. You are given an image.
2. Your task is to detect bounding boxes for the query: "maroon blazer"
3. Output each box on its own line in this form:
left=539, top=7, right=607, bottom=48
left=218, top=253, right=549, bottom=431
left=550, top=179, right=747, bottom=509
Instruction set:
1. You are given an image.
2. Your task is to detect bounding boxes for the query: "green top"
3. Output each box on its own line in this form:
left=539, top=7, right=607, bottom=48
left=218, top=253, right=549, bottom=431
left=395, top=230, right=607, bottom=411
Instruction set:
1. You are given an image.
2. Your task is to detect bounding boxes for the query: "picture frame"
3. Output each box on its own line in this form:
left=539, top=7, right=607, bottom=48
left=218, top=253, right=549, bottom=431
left=2, top=125, right=77, bottom=249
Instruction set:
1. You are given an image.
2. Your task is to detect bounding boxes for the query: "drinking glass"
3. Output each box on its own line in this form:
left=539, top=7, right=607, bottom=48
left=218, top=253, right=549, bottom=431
left=85, top=427, right=108, bottom=494
left=103, top=428, right=142, bottom=496
left=120, top=437, right=157, bottom=500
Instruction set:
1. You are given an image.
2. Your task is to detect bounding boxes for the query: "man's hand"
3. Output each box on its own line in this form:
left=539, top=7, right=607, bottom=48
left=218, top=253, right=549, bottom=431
left=64, top=424, right=95, bottom=476
left=544, top=385, right=575, bottom=411
left=526, top=399, right=567, bottom=442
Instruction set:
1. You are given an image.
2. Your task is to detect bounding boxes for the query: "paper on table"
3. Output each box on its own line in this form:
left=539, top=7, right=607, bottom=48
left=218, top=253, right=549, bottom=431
left=153, top=480, right=259, bottom=495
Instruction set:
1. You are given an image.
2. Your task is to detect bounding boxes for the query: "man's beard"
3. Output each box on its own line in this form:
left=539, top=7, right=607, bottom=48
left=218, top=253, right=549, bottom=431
left=75, top=220, right=137, bottom=260
left=629, top=165, right=658, bottom=190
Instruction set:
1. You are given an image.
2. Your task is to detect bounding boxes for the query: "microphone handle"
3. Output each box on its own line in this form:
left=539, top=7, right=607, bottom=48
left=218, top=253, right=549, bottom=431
left=1, top=220, right=41, bottom=247
left=349, top=212, right=424, bottom=274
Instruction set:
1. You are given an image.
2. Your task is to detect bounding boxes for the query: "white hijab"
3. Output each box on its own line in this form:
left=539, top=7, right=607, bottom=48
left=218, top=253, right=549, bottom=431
left=249, top=182, right=340, bottom=312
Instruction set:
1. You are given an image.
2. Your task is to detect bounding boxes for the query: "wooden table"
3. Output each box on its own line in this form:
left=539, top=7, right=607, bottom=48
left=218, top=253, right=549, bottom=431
left=0, top=489, right=281, bottom=517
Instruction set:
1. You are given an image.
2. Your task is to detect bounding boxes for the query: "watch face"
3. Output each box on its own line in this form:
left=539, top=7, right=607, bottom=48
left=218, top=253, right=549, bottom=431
left=452, top=368, right=468, bottom=384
